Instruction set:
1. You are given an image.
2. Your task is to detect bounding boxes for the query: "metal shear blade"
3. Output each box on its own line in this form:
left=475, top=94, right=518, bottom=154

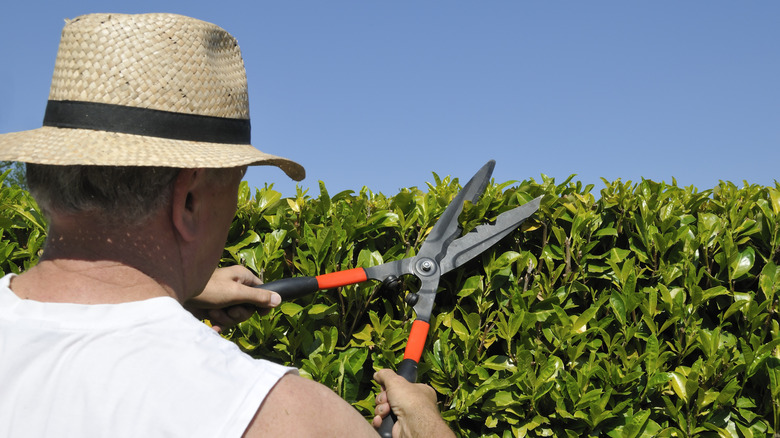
left=363, top=160, right=540, bottom=322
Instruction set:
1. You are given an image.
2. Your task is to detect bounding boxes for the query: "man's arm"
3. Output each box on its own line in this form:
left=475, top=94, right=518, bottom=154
left=243, top=373, right=379, bottom=437
left=244, top=370, right=455, bottom=438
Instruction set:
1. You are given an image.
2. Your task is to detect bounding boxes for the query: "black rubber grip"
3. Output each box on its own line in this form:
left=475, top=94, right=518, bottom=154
left=257, top=277, right=319, bottom=300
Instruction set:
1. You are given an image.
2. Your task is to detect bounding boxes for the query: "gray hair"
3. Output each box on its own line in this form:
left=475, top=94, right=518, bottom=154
left=26, top=164, right=181, bottom=225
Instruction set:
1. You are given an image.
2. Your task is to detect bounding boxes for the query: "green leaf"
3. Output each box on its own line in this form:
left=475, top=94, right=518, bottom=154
left=670, top=372, right=688, bottom=402
left=279, top=302, right=303, bottom=316
left=457, top=275, right=484, bottom=298
left=225, top=230, right=261, bottom=254
left=647, top=371, right=673, bottom=389
left=537, top=356, right=564, bottom=386
left=572, top=304, right=599, bottom=334
left=623, top=409, right=651, bottom=438
left=716, top=378, right=740, bottom=405
left=700, top=286, right=729, bottom=305
left=747, top=338, right=780, bottom=377
left=644, top=334, right=660, bottom=375
left=731, top=246, right=755, bottom=280
left=759, top=261, right=779, bottom=300
left=610, top=291, right=626, bottom=326
left=307, top=303, right=335, bottom=319
left=463, top=312, right=481, bottom=334
left=485, top=390, right=516, bottom=408
left=769, top=188, right=780, bottom=216
left=450, top=318, right=469, bottom=341
left=595, top=227, right=618, bottom=237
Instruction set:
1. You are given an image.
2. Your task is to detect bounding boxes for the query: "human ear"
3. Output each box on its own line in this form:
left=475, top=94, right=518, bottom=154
left=171, top=169, right=203, bottom=242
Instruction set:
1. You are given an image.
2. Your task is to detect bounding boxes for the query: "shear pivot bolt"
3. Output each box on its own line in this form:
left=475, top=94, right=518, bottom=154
left=421, top=261, right=433, bottom=272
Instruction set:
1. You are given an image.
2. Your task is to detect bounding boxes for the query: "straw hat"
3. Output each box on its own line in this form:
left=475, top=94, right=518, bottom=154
left=0, top=13, right=305, bottom=181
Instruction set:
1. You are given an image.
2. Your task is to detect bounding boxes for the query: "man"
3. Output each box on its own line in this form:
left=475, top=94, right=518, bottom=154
left=0, top=13, right=454, bottom=437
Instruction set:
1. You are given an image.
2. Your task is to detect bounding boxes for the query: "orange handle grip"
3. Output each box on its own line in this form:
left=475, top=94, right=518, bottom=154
left=315, top=268, right=368, bottom=289
left=403, top=320, right=430, bottom=363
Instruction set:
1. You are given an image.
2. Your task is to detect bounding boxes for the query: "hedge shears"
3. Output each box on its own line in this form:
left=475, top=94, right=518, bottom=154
left=258, top=160, right=541, bottom=436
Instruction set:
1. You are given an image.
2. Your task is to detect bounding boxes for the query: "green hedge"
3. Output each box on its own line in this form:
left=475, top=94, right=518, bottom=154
left=2, top=170, right=779, bottom=437
left=0, top=171, right=46, bottom=274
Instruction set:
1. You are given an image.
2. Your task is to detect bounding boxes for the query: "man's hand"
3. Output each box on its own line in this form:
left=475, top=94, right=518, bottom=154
left=185, top=265, right=281, bottom=333
left=373, top=369, right=455, bottom=438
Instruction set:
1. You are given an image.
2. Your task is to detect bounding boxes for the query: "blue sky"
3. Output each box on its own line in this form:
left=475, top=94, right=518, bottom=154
left=1, top=2, right=778, bottom=197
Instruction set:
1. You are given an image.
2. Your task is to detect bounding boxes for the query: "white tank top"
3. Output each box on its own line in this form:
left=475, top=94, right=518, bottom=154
left=0, top=274, right=296, bottom=437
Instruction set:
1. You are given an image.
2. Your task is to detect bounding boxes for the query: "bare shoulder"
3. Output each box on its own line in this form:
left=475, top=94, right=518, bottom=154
left=243, top=373, right=378, bottom=437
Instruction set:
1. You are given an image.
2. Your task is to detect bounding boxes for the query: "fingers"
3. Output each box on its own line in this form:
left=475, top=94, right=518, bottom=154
left=195, top=266, right=282, bottom=310
left=373, top=369, right=439, bottom=413
left=188, top=265, right=286, bottom=332
left=373, top=371, right=395, bottom=426
left=221, top=276, right=281, bottom=309
left=219, top=264, right=263, bottom=287
left=374, top=391, right=388, bottom=413
left=210, top=306, right=252, bottom=324
left=224, top=286, right=281, bottom=309
left=372, top=390, right=391, bottom=427
left=374, top=369, right=400, bottom=387
left=374, top=369, right=425, bottom=396
left=205, top=304, right=262, bottom=332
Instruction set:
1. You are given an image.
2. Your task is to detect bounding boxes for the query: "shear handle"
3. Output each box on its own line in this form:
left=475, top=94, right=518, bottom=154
left=258, top=267, right=368, bottom=299
left=377, top=319, right=430, bottom=437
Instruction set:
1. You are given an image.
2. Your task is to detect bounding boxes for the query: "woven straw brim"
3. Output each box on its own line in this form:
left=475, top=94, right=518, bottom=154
left=0, top=126, right=305, bottom=180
